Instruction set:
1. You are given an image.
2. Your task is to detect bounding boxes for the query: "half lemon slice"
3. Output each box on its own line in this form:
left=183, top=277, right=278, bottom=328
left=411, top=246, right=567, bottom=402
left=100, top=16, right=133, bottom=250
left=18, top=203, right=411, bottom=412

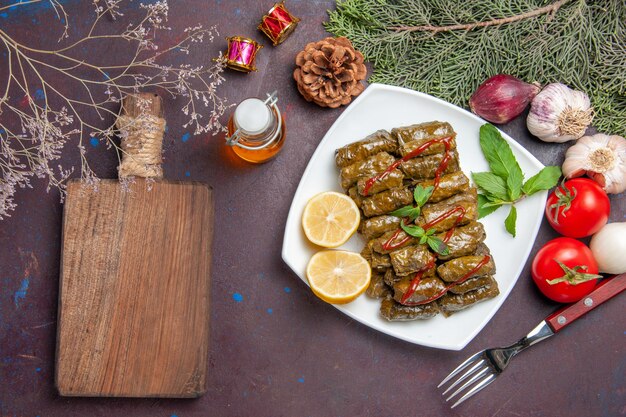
left=306, top=250, right=371, bottom=304
left=302, top=191, right=360, bottom=248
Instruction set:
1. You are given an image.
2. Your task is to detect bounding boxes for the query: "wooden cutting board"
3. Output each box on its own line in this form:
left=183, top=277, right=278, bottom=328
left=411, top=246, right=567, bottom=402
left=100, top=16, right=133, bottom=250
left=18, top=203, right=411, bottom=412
left=56, top=179, right=213, bottom=397
left=55, top=94, right=213, bottom=398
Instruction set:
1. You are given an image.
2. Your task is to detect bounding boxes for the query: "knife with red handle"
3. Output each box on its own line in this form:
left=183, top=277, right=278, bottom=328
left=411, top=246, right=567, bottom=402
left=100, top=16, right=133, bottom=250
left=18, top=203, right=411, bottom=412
left=546, top=274, right=626, bottom=332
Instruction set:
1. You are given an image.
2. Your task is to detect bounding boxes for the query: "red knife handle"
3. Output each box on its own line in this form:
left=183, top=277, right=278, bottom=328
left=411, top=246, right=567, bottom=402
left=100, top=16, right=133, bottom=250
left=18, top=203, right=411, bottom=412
left=546, top=274, right=626, bottom=333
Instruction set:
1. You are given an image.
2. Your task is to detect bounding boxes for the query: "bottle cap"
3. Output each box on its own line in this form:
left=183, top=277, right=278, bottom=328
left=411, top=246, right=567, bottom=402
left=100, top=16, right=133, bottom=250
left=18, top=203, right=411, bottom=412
left=234, top=98, right=271, bottom=136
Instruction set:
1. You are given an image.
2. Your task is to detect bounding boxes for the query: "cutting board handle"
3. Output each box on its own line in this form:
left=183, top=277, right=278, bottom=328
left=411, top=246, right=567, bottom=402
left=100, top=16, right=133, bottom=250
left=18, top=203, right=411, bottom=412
left=116, top=92, right=166, bottom=179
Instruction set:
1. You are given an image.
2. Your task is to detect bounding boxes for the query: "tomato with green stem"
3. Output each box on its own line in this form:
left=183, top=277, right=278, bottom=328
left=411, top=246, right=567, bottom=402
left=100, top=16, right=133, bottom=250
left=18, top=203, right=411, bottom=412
left=545, top=178, right=610, bottom=238
left=531, top=237, right=602, bottom=303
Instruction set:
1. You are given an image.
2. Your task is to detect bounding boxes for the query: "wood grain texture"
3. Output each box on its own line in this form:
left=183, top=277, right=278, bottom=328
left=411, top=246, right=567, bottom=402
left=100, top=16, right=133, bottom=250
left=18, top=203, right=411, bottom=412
left=56, top=179, right=213, bottom=398
left=546, top=274, right=626, bottom=333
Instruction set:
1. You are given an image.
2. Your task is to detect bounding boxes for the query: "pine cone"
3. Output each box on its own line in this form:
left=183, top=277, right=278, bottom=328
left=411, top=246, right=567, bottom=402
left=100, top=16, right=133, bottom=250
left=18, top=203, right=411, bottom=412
left=293, top=37, right=367, bottom=108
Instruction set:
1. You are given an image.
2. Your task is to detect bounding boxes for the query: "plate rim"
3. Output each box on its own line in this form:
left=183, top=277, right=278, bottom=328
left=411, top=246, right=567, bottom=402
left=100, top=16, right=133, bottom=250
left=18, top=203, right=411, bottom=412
left=282, top=83, right=546, bottom=350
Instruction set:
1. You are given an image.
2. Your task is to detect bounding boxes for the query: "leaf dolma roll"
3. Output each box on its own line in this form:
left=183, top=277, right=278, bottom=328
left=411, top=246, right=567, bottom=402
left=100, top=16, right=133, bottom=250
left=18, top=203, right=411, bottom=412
left=472, top=242, right=491, bottom=257
left=392, top=121, right=456, bottom=154
left=389, top=244, right=435, bottom=276
left=448, top=275, right=494, bottom=294
left=357, top=168, right=404, bottom=196
left=340, top=152, right=396, bottom=190
left=370, top=229, right=416, bottom=254
left=392, top=274, right=445, bottom=305
left=360, top=243, right=372, bottom=263
left=335, top=130, right=398, bottom=168
left=361, top=187, right=413, bottom=217
left=436, top=221, right=486, bottom=261
left=361, top=215, right=401, bottom=240
left=334, top=122, right=501, bottom=321
left=385, top=266, right=435, bottom=287
left=371, top=252, right=391, bottom=271
left=400, top=150, right=460, bottom=180
left=362, top=241, right=392, bottom=271
left=347, top=186, right=366, bottom=209
left=383, top=268, right=401, bottom=287
left=366, top=272, right=392, bottom=299
left=437, top=255, right=496, bottom=283
left=438, top=277, right=500, bottom=317
left=380, top=297, right=440, bottom=321
left=417, top=189, right=478, bottom=232
left=415, top=171, right=470, bottom=202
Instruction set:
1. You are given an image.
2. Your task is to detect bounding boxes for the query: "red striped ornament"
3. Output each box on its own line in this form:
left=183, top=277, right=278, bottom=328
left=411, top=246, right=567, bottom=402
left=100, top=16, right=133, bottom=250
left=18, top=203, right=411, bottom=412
left=224, top=36, right=262, bottom=73
left=258, top=1, right=300, bottom=46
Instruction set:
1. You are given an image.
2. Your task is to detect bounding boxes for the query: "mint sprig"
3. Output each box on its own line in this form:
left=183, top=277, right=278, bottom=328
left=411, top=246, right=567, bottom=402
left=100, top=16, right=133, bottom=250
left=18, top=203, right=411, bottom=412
left=400, top=222, right=450, bottom=256
left=390, top=185, right=434, bottom=222
left=473, top=124, right=561, bottom=237
left=413, top=186, right=433, bottom=207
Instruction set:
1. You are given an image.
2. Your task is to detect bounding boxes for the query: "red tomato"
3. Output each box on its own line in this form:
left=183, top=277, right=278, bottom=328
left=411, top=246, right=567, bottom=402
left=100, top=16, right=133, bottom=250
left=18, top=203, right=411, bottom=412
left=545, top=178, right=609, bottom=238
left=531, top=237, right=601, bottom=303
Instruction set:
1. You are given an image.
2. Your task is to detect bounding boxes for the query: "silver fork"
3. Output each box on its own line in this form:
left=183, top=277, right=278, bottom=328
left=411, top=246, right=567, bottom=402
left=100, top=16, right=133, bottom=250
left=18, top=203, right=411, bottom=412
left=438, top=274, right=626, bottom=408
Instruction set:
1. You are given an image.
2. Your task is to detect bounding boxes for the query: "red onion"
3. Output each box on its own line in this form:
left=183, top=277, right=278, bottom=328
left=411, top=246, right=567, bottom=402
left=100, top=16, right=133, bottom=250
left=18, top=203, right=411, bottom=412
left=469, top=74, right=540, bottom=124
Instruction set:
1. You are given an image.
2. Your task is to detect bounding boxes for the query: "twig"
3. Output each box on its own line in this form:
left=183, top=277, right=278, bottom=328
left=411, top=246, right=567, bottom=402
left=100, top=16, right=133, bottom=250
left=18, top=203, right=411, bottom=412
left=389, top=0, right=571, bottom=33
left=17, top=354, right=39, bottom=360
left=0, top=0, right=43, bottom=12
left=0, top=1, right=230, bottom=219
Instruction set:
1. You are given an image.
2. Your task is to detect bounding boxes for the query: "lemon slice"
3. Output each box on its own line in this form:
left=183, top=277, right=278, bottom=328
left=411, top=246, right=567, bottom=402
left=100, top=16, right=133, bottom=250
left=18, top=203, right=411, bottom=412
left=302, top=191, right=360, bottom=248
left=306, top=250, right=371, bottom=304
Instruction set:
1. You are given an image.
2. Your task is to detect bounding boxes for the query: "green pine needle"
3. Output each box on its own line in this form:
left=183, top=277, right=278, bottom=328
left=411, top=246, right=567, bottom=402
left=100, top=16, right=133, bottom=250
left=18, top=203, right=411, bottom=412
left=325, top=0, right=626, bottom=135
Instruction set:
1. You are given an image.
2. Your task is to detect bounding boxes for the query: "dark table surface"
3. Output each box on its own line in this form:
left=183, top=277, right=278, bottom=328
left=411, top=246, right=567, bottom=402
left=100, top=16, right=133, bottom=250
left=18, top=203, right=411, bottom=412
left=1, top=1, right=624, bottom=416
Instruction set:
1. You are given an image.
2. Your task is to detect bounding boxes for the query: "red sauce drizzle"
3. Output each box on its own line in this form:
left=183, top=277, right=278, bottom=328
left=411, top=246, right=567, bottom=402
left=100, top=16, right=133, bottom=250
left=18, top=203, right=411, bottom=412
left=377, top=137, right=454, bottom=250
left=364, top=134, right=471, bottom=305
left=394, top=205, right=468, bottom=302
left=400, top=255, right=491, bottom=306
left=382, top=228, right=410, bottom=252
left=381, top=205, right=465, bottom=254
left=362, top=136, right=453, bottom=196
left=432, top=140, right=453, bottom=189
left=400, top=258, right=435, bottom=305
left=424, top=205, right=467, bottom=243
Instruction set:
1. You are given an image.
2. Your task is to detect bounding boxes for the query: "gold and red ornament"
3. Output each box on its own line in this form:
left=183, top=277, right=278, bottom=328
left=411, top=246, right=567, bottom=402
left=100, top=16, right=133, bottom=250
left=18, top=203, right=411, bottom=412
left=224, top=36, right=262, bottom=73
left=293, top=37, right=367, bottom=108
left=258, top=1, right=300, bottom=46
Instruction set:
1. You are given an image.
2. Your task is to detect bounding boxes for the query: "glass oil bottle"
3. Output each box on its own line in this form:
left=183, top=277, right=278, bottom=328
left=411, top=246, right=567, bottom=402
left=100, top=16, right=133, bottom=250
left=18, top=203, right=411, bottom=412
left=226, top=91, right=286, bottom=163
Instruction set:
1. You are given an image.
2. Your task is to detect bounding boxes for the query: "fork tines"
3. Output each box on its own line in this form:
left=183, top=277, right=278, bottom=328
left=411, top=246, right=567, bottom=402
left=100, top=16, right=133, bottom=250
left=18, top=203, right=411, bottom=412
left=438, top=351, right=497, bottom=408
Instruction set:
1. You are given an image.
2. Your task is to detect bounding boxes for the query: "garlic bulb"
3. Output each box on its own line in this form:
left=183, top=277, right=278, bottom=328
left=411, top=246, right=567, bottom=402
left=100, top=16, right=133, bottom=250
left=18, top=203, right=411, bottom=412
left=527, top=83, right=593, bottom=143
left=563, top=133, right=626, bottom=194
left=590, top=222, right=626, bottom=274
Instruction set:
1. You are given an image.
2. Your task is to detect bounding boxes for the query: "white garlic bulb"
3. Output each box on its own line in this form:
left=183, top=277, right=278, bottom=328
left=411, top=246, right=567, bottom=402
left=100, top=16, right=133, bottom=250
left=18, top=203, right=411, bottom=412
left=527, top=83, right=593, bottom=143
left=563, top=133, right=626, bottom=194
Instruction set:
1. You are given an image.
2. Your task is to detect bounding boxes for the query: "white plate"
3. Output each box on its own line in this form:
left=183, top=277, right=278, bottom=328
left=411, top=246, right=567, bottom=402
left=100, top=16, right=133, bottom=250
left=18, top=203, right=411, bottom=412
left=282, top=84, right=546, bottom=351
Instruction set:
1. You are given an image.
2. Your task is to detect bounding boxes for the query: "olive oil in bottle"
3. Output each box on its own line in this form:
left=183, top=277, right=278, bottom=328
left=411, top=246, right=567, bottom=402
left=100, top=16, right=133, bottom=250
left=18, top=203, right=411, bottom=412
left=225, top=91, right=285, bottom=163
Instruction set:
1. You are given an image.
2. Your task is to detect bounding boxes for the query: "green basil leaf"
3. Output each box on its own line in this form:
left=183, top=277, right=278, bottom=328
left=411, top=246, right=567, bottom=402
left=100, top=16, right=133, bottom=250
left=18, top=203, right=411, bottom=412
left=413, top=185, right=434, bottom=207
left=419, top=235, right=427, bottom=244
left=390, top=205, right=420, bottom=219
left=425, top=228, right=436, bottom=236
left=477, top=194, right=502, bottom=218
left=427, top=236, right=449, bottom=256
left=471, top=172, right=508, bottom=201
left=479, top=124, right=524, bottom=200
left=400, top=221, right=425, bottom=238
left=522, top=166, right=562, bottom=196
left=504, top=205, right=517, bottom=237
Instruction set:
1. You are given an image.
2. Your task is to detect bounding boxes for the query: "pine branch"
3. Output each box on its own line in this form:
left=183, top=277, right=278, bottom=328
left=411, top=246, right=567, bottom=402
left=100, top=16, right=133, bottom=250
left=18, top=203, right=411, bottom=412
left=390, top=0, right=571, bottom=33
left=325, top=0, right=626, bottom=136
